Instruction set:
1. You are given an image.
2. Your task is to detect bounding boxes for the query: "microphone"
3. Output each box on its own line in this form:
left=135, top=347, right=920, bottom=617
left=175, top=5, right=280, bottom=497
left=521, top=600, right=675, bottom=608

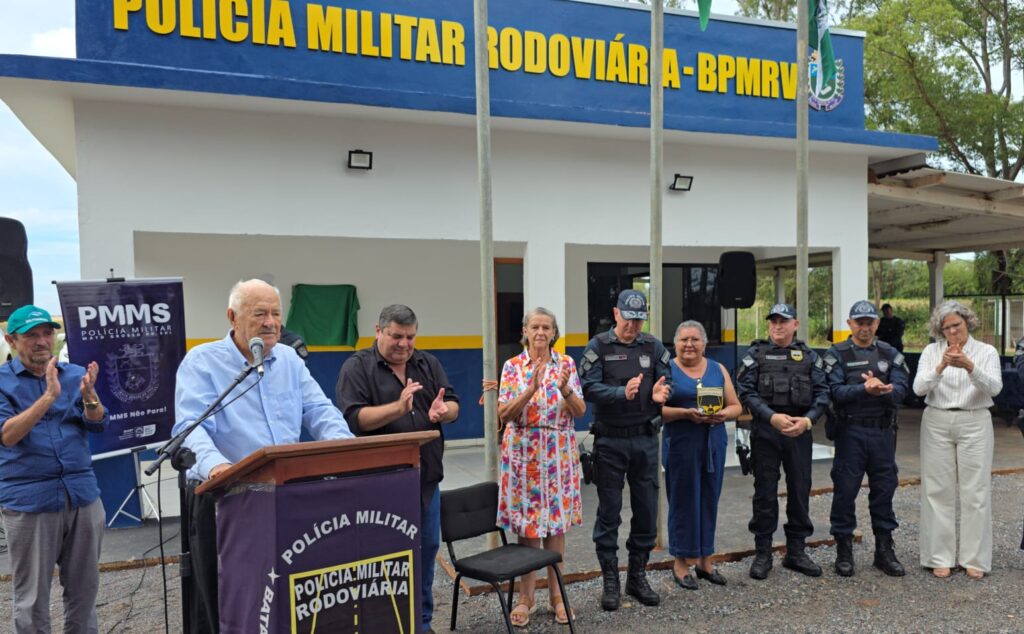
left=248, top=336, right=265, bottom=376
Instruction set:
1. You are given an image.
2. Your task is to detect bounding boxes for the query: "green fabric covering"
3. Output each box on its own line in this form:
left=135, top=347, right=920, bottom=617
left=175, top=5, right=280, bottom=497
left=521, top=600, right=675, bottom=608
left=285, top=284, right=359, bottom=346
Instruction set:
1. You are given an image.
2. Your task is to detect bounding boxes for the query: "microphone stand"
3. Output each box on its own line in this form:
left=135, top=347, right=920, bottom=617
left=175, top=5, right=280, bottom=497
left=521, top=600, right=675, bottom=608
left=146, top=362, right=258, bottom=634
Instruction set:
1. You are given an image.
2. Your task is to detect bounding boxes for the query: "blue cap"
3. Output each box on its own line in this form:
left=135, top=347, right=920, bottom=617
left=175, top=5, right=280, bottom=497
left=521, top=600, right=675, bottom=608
left=849, top=300, right=879, bottom=320
left=616, top=290, right=648, bottom=320
left=6, top=305, right=61, bottom=334
left=766, top=303, right=797, bottom=320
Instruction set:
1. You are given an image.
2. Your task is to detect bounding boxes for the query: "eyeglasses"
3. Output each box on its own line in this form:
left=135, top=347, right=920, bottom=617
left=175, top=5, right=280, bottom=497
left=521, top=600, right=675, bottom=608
left=941, top=321, right=965, bottom=333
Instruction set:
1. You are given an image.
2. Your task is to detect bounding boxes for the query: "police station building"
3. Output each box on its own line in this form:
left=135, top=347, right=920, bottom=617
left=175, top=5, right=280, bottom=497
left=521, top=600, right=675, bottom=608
left=0, top=0, right=937, bottom=439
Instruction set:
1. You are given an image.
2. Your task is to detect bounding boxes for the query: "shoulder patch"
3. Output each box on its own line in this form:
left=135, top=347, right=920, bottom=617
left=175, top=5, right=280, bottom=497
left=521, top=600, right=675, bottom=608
left=660, top=349, right=671, bottom=365
left=814, top=356, right=824, bottom=370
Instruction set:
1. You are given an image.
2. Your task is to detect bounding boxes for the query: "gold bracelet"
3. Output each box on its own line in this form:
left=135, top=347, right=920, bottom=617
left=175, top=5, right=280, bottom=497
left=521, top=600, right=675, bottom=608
left=83, top=399, right=101, bottom=409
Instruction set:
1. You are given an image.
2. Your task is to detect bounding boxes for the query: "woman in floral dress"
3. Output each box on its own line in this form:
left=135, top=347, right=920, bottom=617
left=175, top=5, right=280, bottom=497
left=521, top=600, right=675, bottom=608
left=498, top=307, right=585, bottom=626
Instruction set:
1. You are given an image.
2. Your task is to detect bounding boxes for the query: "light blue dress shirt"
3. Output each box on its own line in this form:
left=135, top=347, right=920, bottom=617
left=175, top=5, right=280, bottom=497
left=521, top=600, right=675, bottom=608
left=173, top=333, right=352, bottom=480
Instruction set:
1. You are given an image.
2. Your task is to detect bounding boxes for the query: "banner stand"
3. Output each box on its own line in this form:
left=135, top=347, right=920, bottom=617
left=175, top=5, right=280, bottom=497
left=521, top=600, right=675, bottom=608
left=106, top=445, right=162, bottom=527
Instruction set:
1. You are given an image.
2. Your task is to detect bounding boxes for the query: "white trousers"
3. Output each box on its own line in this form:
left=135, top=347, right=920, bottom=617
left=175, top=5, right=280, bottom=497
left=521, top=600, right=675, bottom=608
left=919, top=407, right=993, bottom=571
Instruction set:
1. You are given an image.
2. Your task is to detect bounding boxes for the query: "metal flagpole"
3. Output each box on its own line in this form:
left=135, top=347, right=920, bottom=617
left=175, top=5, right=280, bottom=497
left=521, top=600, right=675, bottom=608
left=649, top=0, right=667, bottom=550
left=473, top=0, right=498, bottom=493
left=796, top=0, right=810, bottom=341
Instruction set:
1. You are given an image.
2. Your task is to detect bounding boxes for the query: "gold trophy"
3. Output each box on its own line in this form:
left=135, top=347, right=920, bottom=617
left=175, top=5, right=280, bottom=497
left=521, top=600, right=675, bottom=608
left=696, top=379, right=724, bottom=416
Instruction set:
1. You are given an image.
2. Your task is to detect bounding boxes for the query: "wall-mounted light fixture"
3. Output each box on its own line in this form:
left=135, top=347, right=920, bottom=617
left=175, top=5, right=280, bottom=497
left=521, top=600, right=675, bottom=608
left=669, top=174, right=693, bottom=191
left=347, top=149, right=373, bottom=170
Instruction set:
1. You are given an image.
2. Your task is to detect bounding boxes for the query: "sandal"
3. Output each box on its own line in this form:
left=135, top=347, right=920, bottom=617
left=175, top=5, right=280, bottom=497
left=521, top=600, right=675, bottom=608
left=965, top=567, right=985, bottom=580
left=932, top=567, right=951, bottom=578
left=510, top=598, right=537, bottom=628
left=552, top=599, right=574, bottom=625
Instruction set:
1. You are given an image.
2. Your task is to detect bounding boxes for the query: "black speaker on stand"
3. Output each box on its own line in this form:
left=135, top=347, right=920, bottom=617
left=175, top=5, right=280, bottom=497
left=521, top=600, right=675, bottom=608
left=718, top=251, right=756, bottom=309
left=0, top=218, right=33, bottom=321
left=718, top=251, right=756, bottom=377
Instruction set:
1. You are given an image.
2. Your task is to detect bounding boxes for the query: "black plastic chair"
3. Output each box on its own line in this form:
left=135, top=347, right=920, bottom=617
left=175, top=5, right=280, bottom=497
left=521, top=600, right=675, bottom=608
left=440, top=481, right=576, bottom=633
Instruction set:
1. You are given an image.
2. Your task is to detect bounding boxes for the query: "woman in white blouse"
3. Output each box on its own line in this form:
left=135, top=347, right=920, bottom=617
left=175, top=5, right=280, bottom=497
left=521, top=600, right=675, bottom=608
left=912, top=301, right=1002, bottom=579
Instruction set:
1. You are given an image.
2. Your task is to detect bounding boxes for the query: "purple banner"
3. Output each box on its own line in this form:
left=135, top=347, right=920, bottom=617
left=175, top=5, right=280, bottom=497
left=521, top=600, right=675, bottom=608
left=217, top=468, right=421, bottom=633
left=56, top=278, right=186, bottom=454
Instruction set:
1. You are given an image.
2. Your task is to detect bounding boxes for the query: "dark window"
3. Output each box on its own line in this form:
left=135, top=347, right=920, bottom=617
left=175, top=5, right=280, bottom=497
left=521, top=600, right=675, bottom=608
left=586, top=262, right=721, bottom=344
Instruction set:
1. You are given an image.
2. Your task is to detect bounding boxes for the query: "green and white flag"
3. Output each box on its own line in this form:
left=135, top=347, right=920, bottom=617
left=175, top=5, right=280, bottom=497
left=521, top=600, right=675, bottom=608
left=809, top=0, right=837, bottom=95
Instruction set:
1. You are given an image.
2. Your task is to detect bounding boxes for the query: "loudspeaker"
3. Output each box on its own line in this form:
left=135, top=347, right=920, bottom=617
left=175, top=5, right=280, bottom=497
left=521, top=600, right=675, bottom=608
left=0, top=218, right=33, bottom=322
left=718, top=251, right=756, bottom=309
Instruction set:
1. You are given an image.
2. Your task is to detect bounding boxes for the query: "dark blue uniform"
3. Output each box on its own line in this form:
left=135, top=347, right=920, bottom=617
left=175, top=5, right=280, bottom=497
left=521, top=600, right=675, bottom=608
left=580, top=329, right=672, bottom=564
left=736, top=339, right=829, bottom=550
left=823, top=339, right=908, bottom=538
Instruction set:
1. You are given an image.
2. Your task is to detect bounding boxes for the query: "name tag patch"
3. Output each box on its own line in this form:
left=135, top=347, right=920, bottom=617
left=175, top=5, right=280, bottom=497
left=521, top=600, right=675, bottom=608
left=605, top=354, right=627, bottom=362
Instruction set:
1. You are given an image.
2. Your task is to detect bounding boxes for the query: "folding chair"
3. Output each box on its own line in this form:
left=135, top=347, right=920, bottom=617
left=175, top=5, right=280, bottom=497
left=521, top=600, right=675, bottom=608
left=440, top=481, right=576, bottom=633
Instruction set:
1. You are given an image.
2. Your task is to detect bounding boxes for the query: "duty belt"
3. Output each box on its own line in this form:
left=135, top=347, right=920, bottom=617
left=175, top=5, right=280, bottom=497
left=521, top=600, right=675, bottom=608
left=847, top=417, right=895, bottom=429
left=593, top=421, right=657, bottom=438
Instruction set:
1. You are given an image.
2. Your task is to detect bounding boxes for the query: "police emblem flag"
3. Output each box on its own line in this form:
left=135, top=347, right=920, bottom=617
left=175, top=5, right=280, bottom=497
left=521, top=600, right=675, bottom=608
left=56, top=278, right=186, bottom=455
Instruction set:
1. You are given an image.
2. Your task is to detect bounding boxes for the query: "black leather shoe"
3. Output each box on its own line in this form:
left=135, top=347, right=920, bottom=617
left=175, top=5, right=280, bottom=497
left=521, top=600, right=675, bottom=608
left=599, top=558, right=620, bottom=611
left=695, top=567, right=728, bottom=586
left=873, top=533, right=906, bottom=577
left=749, top=551, right=773, bottom=580
left=834, top=535, right=855, bottom=577
left=673, top=571, right=698, bottom=590
left=625, top=555, right=661, bottom=606
left=783, top=549, right=823, bottom=577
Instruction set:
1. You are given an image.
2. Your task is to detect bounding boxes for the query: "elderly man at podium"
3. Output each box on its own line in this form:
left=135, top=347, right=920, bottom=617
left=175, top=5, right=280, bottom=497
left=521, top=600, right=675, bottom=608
left=173, top=279, right=353, bottom=633
left=336, top=304, right=460, bottom=634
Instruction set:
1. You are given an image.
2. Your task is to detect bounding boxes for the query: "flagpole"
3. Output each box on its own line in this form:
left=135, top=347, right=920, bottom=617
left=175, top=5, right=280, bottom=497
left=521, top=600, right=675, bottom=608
left=649, top=0, right=667, bottom=551
left=796, top=0, right=810, bottom=342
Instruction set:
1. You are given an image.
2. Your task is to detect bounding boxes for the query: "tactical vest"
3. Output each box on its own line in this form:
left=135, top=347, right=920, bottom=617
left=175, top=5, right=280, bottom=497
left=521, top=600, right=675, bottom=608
left=752, top=339, right=815, bottom=415
left=591, top=331, right=660, bottom=427
left=832, top=340, right=898, bottom=422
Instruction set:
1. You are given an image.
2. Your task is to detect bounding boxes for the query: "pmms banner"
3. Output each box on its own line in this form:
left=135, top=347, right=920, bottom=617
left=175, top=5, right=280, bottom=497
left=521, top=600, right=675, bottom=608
left=57, top=278, right=186, bottom=455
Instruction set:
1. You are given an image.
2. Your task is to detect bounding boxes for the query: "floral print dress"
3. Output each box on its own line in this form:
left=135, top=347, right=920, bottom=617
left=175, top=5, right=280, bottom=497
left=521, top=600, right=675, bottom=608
left=497, top=350, right=584, bottom=538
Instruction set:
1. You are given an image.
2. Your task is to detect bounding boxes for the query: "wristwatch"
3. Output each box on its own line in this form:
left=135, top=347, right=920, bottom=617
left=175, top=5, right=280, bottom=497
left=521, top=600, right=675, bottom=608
left=83, top=399, right=101, bottom=409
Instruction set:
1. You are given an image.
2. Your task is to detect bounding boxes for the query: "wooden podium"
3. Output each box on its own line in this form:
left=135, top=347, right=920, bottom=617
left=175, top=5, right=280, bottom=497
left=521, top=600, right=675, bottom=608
left=202, top=431, right=439, bottom=634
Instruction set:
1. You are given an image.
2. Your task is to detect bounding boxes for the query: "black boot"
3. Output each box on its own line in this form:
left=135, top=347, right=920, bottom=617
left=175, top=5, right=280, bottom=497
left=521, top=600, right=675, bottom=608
left=625, top=553, right=660, bottom=606
left=598, top=557, right=620, bottom=611
left=749, top=537, right=773, bottom=580
left=873, top=532, right=906, bottom=577
left=834, top=535, right=855, bottom=577
left=782, top=541, right=822, bottom=577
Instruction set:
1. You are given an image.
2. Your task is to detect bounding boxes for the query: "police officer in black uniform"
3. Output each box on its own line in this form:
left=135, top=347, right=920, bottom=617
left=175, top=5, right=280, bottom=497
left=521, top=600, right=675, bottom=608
left=824, top=300, right=908, bottom=577
left=581, top=290, right=672, bottom=611
left=737, top=303, right=829, bottom=580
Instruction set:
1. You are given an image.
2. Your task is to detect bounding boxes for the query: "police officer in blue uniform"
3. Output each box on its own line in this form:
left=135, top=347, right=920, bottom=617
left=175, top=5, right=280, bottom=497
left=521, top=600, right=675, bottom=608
left=737, top=303, right=829, bottom=580
left=580, top=290, right=672, bottom=611
left=823, top=300, right=908, bottom=577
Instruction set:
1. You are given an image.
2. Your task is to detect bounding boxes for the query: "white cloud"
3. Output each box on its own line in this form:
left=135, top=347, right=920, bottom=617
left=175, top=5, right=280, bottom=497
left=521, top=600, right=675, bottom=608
left=3, top=207, right=78, bottom=229
left=28, top=27, right=76, bottom=58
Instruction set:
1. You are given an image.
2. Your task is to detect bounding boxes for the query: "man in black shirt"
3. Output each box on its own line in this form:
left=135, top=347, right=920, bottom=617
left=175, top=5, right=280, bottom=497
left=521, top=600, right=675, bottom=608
left=876, top=304, right=905, bottom=352
left=336, top=305, right=460, bottom=634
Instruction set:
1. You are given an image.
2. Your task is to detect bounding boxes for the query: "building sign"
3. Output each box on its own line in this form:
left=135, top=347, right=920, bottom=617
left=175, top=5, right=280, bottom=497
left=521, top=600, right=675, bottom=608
left=79, top=0, right=863, bottom=135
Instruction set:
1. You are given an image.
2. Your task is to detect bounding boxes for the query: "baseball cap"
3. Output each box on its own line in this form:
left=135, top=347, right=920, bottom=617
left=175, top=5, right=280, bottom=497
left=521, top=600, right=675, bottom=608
left=616, top=290, right=648, bottom=320
left=6, top=305, right=61, bottom=334
left=849, top=300, right=879, bottom=320
left=766, top=303, right=797, bottom=320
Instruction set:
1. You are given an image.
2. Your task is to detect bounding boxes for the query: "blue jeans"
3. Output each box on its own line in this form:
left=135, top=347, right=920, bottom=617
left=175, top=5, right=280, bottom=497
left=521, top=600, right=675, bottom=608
left=421, top=484, right=441, bottom=632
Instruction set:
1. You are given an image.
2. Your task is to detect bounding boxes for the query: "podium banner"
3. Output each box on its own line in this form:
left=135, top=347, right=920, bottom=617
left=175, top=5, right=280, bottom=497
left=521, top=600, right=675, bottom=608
left=218, top=468, right=421, bottom=633
left=56, top=278, right=186, bottom=454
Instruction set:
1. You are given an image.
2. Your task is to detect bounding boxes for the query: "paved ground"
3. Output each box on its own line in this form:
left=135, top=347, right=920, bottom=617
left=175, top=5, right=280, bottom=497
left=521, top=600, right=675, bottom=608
left=2, top=409, right=1023, bottom=632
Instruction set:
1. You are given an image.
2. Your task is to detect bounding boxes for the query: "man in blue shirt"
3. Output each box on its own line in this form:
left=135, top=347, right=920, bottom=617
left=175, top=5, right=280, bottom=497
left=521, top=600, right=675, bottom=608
left=174, top=279, right=353, bottom=633
left=0, top=304, right=108, bottom=634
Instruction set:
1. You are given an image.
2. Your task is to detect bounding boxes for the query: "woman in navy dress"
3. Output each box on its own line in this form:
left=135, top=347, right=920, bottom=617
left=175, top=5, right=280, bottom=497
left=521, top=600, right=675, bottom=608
left=662, top=320, right=742, bottom=589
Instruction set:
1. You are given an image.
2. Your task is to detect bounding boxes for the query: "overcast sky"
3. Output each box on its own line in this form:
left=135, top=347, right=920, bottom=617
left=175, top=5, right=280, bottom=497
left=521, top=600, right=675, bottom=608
left=1, top=0, right=76, bottom=314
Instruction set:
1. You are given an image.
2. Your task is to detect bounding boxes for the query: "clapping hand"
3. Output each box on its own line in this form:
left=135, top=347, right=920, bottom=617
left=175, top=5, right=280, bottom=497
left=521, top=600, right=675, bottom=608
left=556, top=361, right=571, bottom=396
left=398, top=378, right=423, bottom=415
left=861, top=370, right=893, bottom=396
left=942, top=344, right=974, bottom=372
left=44, top=357, right=61, bottom=401
left=651, top=376, right=671, bottom=404
left=428, top=388, right=449, bottom=423
left=625, top=373, right=644, bottom=400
